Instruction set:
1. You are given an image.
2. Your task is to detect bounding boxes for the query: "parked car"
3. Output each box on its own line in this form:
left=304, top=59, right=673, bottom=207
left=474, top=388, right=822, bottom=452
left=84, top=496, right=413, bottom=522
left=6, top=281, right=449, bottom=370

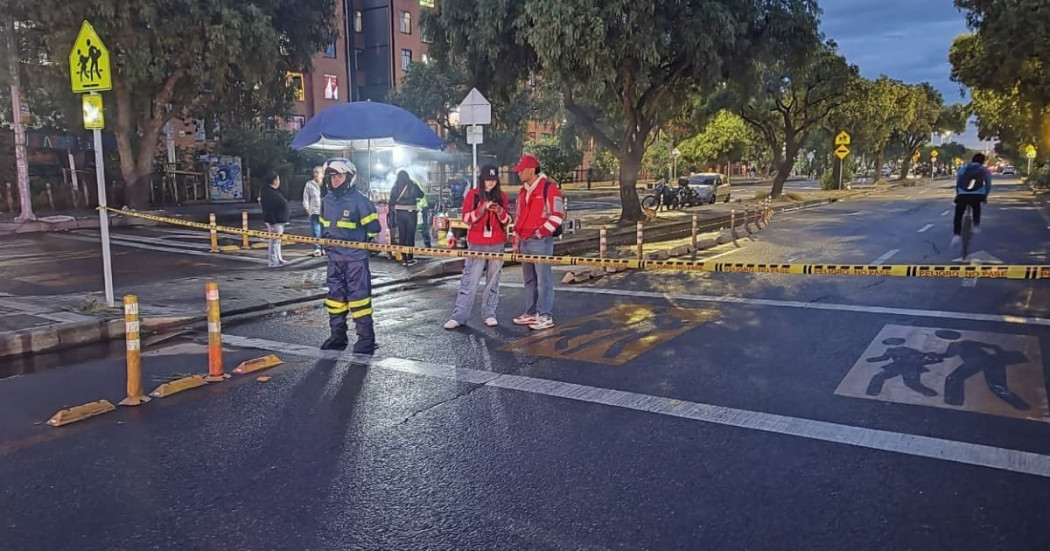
left=1002, top=165, right=1016, bottom=176
left=687, top=173, right=732, bottom=204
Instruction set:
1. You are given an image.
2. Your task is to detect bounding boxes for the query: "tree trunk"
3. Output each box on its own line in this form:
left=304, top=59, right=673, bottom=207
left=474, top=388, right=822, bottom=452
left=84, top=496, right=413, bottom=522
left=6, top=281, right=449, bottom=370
left=617, top=152, right=644, bottom=223
left=874, top=149, right=886, bottom=184
left=113, top=83, right=168, bottom=209
left=898, top=155, right=914, bottom=181
left=3, top=19, right=34, bottom=221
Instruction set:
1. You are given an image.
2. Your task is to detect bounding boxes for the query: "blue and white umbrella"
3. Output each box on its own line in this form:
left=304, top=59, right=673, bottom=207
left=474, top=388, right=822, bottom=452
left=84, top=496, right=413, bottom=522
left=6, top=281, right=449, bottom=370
left=290, top=101, right=443, bottom=152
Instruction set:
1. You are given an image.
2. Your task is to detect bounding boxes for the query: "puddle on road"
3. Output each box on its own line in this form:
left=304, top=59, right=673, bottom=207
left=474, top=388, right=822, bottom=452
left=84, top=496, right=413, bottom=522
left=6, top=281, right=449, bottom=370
left=0, top=339, right=127, bottom=380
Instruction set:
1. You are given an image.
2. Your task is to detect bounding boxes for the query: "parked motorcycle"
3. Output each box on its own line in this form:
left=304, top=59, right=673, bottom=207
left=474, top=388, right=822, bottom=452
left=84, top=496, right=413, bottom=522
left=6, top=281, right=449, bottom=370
left=641, top=179, right=680, bottom=210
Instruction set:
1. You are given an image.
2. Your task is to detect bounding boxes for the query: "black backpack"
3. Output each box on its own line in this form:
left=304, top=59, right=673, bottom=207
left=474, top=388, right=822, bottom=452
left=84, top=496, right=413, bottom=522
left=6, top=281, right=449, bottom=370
left=957, top=164, right=987, bottom=192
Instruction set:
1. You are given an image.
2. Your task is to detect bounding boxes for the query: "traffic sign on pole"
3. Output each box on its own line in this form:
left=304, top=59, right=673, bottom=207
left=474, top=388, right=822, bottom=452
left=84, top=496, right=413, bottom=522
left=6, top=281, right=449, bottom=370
left=1025, top=144, right=1037, bottom=159
left=834, top=145, right=850, bottom=160
left=68, top=21, right=112, bottom=93
left=835, top=131, right=851, bottom=146
left=82, top=94, right=104, bottom=130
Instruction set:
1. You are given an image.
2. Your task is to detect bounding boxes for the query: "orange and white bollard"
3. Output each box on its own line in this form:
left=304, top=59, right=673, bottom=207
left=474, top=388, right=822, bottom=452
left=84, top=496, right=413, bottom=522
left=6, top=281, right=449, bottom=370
left=599, top=226, right=607, bottom=259
left=636, top=221, right=644, bottom=260
left=691, top=214, right=699, bottom=261
left=45, top=183, right=54, bottom=211
left=731, top=208, right=736, bottom=231
left=118, top=295, right=151, bottom=406
left=241, top=211, right=250, bottom=249
left=209, top=213, right=219, bottom=253
left=204, top=282, right=229, bottom=382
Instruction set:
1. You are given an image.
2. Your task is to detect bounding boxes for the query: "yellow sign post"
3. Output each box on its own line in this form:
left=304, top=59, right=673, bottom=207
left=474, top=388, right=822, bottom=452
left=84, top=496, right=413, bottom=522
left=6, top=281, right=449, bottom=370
left=82, top=94, right=104, bottom=130
left=68, top=20, right=114, bottom=308
left=68, top=21, right=112, bottom=93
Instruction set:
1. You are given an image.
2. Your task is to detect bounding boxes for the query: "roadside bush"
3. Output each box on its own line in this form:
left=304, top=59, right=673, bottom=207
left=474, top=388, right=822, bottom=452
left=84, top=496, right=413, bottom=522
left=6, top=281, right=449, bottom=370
left=1027, top=165, right=1050, bottom=189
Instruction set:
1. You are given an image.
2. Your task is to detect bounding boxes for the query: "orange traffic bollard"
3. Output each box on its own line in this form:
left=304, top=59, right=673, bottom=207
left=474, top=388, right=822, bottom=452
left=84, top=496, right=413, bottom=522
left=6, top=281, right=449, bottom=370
left=599, top=226, right=607, bottom=259
left=209, top=213, right=219, bottom=253
left=204, top=282, right=229, bottom=382
left=691, top=214, right=699, bottom=261
left=636, top=221, right=643, bottom=260
left=242, top=211, right=250, bottom=249
left=118, top=295, right=151, bottom=406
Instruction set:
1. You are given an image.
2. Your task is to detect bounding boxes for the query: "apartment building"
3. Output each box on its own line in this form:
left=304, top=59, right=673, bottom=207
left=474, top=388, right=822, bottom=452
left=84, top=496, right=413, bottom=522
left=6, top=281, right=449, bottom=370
left=346, top=0, right=432, bottom=102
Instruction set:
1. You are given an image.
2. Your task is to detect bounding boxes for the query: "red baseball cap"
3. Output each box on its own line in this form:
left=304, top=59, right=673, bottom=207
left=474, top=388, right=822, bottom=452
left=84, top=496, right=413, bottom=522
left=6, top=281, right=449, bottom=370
left=512, top=154, right=539, bottom=172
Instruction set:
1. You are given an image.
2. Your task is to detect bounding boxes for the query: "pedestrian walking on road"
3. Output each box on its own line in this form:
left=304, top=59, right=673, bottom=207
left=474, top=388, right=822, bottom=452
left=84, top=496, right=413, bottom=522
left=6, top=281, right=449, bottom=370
left=511, top=154, right=564, bottom=331
left=303, top=166, right=325, bottom=257
left=389, top=169, right=425, bottom=266
left=444, top=165, right=511, bottom=330
left=260, top=171, right=290, bottom=268
left=319, top=158, right=381, bottom=354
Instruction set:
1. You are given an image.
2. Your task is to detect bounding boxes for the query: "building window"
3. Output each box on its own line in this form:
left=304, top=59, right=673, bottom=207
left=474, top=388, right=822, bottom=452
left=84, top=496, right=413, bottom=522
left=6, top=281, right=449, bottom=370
left=354, top=11, right=363, bottom=33
left=287, top=115, right=306, bottom=132
left=400, top=11, right=412, bottom=34
left=286, top=72, right=305, bottom=102
left=324, top=42, right=337, bottom=58
left=527, top=132, right=536, bottom=141
left=323, top=75, right=339, bottom=100
left=421, top=23, right=432, bottom=44
left=541, top=133, right=551, bottom=140
left=420, top=0, right=435, bottom=7
left=401, top=49, right=412, bottom=71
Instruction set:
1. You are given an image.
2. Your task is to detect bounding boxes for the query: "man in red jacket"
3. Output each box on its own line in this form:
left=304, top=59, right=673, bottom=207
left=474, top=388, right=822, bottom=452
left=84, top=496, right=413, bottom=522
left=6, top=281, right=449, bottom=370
left=511, top=154, right=564, bottom=330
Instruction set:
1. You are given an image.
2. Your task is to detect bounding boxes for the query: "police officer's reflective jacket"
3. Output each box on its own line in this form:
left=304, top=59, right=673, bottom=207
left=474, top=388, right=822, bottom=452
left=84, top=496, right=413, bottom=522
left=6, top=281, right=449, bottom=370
left=320, top=186, right=381, bottom=262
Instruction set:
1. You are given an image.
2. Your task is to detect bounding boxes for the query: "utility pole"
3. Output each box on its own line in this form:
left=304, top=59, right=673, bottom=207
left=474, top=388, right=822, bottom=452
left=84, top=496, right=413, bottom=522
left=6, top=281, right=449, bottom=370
left=2, top=18, right=35, bottom=222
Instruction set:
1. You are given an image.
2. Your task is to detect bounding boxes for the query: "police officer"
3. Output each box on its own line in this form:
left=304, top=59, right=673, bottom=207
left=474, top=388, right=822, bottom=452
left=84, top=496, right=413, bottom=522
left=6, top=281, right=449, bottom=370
left=319, top=158, right=381, bottom=354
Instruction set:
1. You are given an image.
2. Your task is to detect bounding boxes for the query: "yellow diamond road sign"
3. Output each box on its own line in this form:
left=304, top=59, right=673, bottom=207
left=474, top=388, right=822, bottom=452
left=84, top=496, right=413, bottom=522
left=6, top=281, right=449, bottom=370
left=1026, top=144, right=1037, bottom=158
left=931, top=150, right=939, bottom=158
left=835, top=131, right=851, bottom=146
left=82, top=94, right=104, bottom=130
left=835, top=145, right=850, bottom=160
left=69, top=21, right=112, bottom=93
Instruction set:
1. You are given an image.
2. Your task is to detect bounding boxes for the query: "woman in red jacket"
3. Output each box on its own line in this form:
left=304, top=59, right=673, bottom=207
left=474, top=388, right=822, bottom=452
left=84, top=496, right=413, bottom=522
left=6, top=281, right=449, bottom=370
left=444, top=165, right=511, bottom=329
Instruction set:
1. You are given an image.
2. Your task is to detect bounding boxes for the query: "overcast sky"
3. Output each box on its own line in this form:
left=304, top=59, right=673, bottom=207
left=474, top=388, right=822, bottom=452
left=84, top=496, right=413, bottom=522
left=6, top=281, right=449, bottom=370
left=819, top=0, right=989, bottom=148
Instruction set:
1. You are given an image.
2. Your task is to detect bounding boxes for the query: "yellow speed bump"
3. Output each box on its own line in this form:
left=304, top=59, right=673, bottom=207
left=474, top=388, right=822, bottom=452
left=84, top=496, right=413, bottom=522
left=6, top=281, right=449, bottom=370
left=233, top=355, right=283, bottom=375
left=149, top=375, right=208, bottom=398
left=47, top=400, right=116, bottom=427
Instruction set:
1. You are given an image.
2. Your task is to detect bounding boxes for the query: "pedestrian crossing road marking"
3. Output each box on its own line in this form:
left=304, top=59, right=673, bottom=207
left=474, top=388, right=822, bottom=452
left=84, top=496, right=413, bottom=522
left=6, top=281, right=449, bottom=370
left=502, top=304, right=719, bottom=366
left=836, top=324, right=1049, bottom=422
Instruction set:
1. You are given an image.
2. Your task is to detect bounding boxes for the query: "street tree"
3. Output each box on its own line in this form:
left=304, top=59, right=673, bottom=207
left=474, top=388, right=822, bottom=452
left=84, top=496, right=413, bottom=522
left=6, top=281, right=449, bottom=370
left=427, top=0, right=822, bottom=222
left=16, top=0, right=337, bottom=209
left=951, top=1, right=1050, bottom=157
left=732, top=40, right=858, bottom=198
left=677, top=110, right=762, bottom=178
left=892, top=84, right=965, bottom=179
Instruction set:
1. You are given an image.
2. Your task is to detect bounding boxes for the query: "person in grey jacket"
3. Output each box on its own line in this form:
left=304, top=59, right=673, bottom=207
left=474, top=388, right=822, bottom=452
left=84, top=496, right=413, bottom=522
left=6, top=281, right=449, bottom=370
left=260, top=171, right=290, bottom=268
left=303, top=166, right=324, bottom=257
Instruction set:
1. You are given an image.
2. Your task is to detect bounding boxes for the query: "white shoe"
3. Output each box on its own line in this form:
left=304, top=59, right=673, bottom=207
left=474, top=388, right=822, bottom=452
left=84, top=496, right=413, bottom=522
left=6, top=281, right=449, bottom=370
left=484, top=317, right=498, bottom=327
left=443, top=320, right=461, bottom=330
left=513, top=313, right=538, bottom=325
left=313, top=250, right=323, bottom=257
left=529, top=316, right=555, bottom=331
left=951, top=235, right=961, bottom=247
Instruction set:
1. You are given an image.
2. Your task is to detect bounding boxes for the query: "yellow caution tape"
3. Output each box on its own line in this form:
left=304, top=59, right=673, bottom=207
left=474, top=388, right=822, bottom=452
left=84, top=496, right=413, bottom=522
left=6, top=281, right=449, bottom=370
left=103, top=207, right=1050, bottom=280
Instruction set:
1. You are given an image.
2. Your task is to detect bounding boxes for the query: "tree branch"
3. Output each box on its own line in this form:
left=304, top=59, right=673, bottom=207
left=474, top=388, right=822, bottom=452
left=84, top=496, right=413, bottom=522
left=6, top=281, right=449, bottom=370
left=563, top=85, right=619, bottom=153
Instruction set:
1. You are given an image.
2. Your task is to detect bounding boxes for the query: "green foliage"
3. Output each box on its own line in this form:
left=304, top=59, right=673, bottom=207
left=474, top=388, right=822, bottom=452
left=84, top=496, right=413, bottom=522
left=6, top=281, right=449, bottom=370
left=642, top=136, right=672, bottom=180
left=591, top=149, right=619, bottom=180
left=677, top=110, right=760, bottom=170
left=218, top=127, right=325, bottom=198
left=526, top=137, right=582, bottom=186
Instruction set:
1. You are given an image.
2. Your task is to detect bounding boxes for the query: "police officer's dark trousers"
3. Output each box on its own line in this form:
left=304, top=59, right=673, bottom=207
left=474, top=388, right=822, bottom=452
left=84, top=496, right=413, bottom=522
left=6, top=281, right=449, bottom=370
left=324, top=259, right=375, bottom=353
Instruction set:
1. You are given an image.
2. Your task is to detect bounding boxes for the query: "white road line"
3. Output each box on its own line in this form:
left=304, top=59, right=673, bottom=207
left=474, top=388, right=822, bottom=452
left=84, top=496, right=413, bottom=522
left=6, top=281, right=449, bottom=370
left=219, top=334, right=1050, bottom=480
left=941, top=210, right=952, bottom=216
left=702, top=247, right=746, bottom=261
left=847, top=211, right=867, bottom=216
left=918, top=224, right=934, bottom=233
left=872, top=249, right=899, bottom=266
left=498, top=283, right=1050, bottom=327
left=963, top=278, right=978, bottom=288
left=52, top=233, right=268, bottom=264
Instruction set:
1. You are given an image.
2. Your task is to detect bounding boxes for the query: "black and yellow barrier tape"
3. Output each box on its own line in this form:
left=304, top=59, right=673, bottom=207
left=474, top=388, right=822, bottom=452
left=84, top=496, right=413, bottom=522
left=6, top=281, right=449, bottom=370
left=103, top=207, right=1050, bottom=280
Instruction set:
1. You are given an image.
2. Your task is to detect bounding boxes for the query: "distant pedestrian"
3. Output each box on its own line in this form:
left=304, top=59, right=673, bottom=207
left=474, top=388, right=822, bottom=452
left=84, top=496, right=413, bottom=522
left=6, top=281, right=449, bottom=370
left=303, top=166, right=325, bottom=257
left=444, top=165, right=511, bottom=330
left=260, top=171, right=290, bottom=268
left=389, top=169, right=425, bottom=266
left=512, top=154, right=564, bottom=331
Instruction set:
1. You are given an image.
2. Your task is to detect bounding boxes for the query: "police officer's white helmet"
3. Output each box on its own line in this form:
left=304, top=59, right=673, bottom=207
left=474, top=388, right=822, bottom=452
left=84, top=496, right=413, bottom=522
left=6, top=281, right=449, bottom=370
left=324, top=158, right=357, bottom=176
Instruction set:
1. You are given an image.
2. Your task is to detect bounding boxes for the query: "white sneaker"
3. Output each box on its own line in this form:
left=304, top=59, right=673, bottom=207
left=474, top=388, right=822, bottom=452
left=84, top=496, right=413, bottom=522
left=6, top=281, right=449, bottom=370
left=484, top=317, right=498, bottom=327
left=950, top=235, right=961, bottom=247
left=529, top=316, right=555, bottom=331
left=443, top=320, right=461, bottom=330
left=513, top=314, right=538, bottom=325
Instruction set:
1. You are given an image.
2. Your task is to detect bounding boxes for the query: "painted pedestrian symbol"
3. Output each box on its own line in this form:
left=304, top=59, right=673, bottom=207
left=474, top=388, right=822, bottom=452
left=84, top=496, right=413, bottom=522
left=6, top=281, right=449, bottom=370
left=501, top=304, right=719, bottom=366
left=836, top=325, right=1048, bottom=422
left=68, top=21, right=112, bottom=93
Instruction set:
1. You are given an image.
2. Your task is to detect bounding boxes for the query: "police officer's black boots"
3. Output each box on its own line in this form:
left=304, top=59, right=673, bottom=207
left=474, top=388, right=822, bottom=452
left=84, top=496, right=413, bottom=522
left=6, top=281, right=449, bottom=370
left=320, top=331, right=348, bottom=351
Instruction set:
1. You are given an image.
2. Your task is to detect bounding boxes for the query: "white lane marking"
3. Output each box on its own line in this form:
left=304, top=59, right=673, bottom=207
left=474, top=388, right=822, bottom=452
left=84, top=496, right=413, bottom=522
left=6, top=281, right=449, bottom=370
left=942, top=210, right=952, bottom=216
left=702, top=247, right=746, bottom=261
left=220, top=334, right=1050, bottom=480
left=872, top=249, right=899, bottom=266
left=847, top=211, right=867, bottom=216
left=786, top=257, right=798, bottom=263
left=918, top=224, right=934, bottom=233
left=498, top=283, right=1050, bottom=327
left=52, top=233, right=268, bottom=264
left=963, top=278, right=978, bottom=288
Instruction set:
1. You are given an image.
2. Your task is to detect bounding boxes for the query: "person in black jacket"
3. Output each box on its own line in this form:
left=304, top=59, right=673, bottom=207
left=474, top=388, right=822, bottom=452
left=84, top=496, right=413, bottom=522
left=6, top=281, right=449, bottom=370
left=259, top=171, right=290, bottom=268
left=388, top=169, right=425, bottom=266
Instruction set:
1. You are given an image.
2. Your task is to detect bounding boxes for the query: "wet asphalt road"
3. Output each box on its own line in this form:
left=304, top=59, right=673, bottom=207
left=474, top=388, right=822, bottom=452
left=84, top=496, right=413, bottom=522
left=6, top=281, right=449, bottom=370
left=1, top=179, right=1049, bottom=550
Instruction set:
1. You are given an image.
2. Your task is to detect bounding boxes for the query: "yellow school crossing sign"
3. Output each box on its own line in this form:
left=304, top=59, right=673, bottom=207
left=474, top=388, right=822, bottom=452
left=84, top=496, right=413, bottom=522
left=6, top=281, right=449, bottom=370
left=1026, top=144, right=1037, bottom=159
left=835, top=131, right=851, bottom=146
left=82, top=94, right=104, bottom=130
left=69, top=21, right=112, bottom=93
